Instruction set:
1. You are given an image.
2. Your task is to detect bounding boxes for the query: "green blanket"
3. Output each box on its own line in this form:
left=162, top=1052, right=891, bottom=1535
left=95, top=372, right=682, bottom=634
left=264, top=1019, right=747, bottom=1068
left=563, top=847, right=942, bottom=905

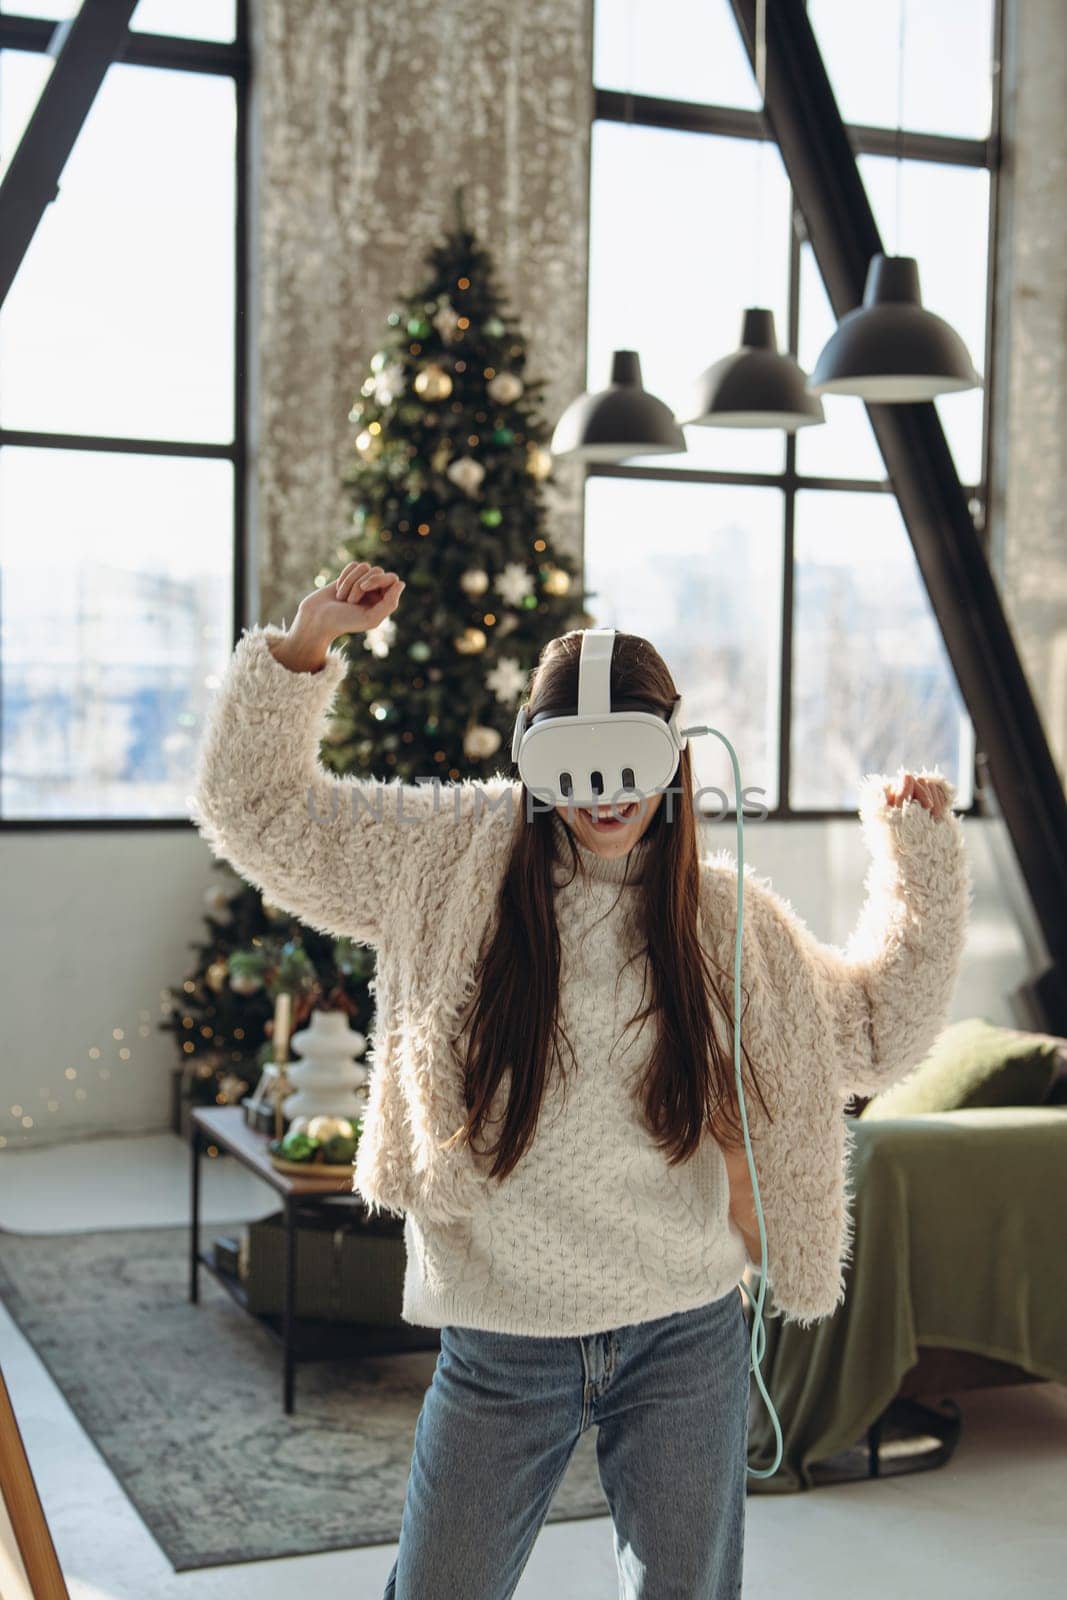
left=745, top=1106, right=1067, bottom=1492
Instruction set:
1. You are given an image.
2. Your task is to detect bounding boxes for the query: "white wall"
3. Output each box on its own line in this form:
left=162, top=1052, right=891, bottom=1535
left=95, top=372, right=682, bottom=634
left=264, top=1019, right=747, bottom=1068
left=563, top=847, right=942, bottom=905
left=0, top=828, right=216, bottom=1150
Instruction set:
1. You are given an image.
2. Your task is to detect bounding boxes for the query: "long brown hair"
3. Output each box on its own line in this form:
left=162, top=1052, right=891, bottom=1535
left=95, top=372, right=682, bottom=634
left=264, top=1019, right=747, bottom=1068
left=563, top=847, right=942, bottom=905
left=441, top=628, right=775, bottom=1182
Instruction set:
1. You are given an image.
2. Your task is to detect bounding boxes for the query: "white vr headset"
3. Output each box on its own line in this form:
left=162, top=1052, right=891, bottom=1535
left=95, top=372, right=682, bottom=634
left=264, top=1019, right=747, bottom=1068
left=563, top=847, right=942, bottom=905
left=510, top=627, right=689, bottom=808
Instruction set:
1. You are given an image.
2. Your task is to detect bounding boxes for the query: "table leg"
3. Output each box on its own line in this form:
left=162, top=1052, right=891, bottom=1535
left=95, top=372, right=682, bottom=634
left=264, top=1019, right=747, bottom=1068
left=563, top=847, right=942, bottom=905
left=190, top=1121, right=201, bottom=1305
left=283, top=1194, right=296, bottom=1414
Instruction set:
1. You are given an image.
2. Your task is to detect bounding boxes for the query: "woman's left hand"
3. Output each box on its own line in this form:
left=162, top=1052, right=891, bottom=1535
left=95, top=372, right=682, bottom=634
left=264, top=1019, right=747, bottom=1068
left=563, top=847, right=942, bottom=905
left=883, top=770, right=952, bottom=820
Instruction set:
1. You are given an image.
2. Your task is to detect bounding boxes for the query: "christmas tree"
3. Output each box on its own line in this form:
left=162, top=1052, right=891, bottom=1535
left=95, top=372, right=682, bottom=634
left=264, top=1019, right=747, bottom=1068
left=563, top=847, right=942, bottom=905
left=319, top=185, right=590, bottom=782
left=160, top=862, right=376, bottom=1117
left=169, top=193, right=586, bottom=1115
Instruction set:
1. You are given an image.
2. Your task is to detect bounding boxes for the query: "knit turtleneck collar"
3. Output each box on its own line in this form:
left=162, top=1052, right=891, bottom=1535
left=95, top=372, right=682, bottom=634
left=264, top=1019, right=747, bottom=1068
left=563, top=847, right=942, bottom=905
left=549, top=808, right=652, bottom=887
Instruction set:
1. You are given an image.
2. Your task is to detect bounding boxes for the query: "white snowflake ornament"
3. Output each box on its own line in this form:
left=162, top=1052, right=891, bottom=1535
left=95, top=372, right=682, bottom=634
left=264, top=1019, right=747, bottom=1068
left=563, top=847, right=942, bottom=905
left=494, top=561, right=534, bottom=607
left=371, top=362, right=406, bottom=406
left=363, top=615, right=396, bottom=658
left=486, top=656, right=528, bottom=706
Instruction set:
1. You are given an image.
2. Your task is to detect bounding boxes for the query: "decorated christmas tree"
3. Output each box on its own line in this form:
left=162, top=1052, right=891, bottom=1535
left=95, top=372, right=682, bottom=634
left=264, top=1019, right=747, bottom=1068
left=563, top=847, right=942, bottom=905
left=160, top=862, right=376, bottom=1117
left=169, top=193, right=586, bottom=1115
left=319, top=185, right=590, bottom=782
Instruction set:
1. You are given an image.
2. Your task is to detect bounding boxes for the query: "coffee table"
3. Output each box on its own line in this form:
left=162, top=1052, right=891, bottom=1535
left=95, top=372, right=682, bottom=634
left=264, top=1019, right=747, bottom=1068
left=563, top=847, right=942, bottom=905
left=189, top=1105, right=438, bottom=1413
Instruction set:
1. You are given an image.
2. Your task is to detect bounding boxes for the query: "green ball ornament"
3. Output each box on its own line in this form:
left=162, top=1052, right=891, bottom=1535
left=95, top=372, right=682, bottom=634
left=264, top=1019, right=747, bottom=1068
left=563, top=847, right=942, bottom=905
left=280, top=1130, right=316, bottom=1162
left=491, top=428, right=515, bottom=447
left=480, top=508, right=503, bottom=528
left=409, top=640, right=431, bottom=662
left=407, top=317, right=431, bottom=338
left=485, top=316, right=506, bottom=338
left=522, top=594, right=538, bottom=609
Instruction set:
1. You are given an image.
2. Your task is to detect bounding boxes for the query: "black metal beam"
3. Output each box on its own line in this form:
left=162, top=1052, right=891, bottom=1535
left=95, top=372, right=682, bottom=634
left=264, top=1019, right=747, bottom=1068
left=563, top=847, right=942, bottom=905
left=0, top=0, right=140, bottom=311
left=594, top=87, right=992, bottom=168
left=728, top=0, right=1067, bottom=1030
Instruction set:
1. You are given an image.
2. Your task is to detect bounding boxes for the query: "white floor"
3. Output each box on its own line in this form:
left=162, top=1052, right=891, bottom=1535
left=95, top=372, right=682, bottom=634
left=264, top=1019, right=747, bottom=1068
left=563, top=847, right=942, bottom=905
left=1, top=1131, right=1065, bottom=1600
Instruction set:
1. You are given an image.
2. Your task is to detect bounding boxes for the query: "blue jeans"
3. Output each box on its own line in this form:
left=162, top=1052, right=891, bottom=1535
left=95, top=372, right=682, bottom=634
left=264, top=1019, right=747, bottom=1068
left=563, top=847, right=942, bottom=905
left=382, top=1285, right=749, bottom=1599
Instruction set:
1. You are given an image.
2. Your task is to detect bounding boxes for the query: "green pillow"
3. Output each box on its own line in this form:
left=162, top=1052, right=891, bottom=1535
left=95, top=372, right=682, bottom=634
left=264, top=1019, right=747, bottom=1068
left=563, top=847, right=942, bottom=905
left=858, top=1017, right=1066, bottom=1119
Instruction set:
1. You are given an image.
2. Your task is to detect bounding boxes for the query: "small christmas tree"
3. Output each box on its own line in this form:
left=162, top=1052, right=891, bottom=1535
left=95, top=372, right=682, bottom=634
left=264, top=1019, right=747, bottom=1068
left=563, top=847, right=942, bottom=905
left=160, top=862, right=376, bottom=1116
left=320, top=184, right=590, bottom=783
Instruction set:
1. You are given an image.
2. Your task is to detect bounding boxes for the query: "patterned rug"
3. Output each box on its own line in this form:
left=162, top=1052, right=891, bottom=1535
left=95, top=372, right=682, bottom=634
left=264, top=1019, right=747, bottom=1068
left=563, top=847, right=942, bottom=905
left=0, top=1222, right=610, bottom=1572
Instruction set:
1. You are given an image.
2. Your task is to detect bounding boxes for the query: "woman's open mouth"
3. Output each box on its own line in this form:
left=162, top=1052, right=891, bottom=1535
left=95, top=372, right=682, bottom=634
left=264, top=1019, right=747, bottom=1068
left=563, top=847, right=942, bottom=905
left=579, top=801, right=638, bottom=831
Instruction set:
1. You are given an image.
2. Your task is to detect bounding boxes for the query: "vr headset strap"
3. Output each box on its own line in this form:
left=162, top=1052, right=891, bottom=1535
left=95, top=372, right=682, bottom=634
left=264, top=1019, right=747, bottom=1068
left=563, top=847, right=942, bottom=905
left=577, top=628, right=615, bottom=719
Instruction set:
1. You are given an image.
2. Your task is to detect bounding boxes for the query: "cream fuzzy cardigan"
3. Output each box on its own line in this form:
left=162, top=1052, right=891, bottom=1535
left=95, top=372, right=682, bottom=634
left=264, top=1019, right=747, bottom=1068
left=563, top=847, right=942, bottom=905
left=191, top=624, right=973, bottom=1329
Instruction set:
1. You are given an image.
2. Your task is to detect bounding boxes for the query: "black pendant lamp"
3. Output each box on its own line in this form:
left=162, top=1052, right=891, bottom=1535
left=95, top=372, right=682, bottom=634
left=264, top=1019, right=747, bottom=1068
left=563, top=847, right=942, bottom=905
left=550, top=349, right=687, bottom=463
left=808, top=253, right=982, bottom=402
left=678, top=308, right=825, bottom=431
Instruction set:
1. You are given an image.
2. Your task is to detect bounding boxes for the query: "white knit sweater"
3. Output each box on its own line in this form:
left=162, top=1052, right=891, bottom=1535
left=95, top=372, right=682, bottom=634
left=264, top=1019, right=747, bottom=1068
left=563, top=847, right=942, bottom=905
left=402, top=811, right=749, bottom=1333
left=191, top=625, right=973, bottom=1331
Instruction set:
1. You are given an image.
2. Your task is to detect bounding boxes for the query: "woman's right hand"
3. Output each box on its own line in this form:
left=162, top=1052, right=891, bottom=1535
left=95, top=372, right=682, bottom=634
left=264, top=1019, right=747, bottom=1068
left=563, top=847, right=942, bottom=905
left=272, top=562, right=406, bottom=672
left=300, top=560, right=406, bottom=641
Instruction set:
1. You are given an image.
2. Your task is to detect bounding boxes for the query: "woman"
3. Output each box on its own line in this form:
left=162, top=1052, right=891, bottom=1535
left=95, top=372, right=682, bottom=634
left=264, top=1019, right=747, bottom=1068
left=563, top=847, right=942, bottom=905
left=192, top=561, right=971, bottom=1600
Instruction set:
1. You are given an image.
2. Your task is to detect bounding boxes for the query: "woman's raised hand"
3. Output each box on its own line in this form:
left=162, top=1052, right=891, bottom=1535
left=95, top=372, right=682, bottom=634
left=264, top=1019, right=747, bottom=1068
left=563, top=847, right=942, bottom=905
left=883, top=770, right=952, bottom=820
left=299, top=561, right=406, bottom=641
left=269, top=562, right=406, bottom=673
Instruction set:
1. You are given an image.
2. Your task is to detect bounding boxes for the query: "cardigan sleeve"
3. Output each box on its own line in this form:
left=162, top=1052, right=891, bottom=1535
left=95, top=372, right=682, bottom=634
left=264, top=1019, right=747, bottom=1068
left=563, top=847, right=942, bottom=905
left=189, top=622, right=517, bottom=946
left=733, top=771, right=973, bottom=1099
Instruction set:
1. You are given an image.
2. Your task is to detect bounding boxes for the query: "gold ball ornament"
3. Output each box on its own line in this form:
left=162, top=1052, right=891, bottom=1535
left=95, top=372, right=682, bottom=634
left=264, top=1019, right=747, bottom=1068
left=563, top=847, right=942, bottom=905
left=459, top=568, right=490, bottom=597
left=307, top=1114, right=355, bottom=1141
left=542, top=565, right=571, bottom=597
left=447, top=456, right=486, bottom=496
left=205, top=960, right=229, bottom=994
left=463, top=724, right=503, bottom=760
left=414, top=363, right=454, bottom=402
left=454, top=627, right=488, bottom=655
left=487, top=371, right=524, bottom=405
left=526, top=443, right=553, bottom=481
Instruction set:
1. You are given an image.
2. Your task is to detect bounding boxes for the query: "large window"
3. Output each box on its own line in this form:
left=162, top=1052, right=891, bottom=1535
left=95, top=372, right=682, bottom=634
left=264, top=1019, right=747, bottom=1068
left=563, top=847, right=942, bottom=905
left=587, top=0, right=996, bottom=815
left=0, top=0, right=245, bottom=823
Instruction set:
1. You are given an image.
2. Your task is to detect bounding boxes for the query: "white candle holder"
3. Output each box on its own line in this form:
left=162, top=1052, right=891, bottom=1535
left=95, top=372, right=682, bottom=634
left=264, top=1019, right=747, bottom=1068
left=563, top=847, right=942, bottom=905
left=280, top=1008, right=369, bottom=1123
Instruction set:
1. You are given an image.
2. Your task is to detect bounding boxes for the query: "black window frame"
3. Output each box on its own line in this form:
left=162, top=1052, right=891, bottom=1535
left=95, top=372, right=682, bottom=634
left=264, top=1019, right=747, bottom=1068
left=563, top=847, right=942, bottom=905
left=0, top=1, right=250, bottom=832
left=585, top=0, right=1002, bottom=821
